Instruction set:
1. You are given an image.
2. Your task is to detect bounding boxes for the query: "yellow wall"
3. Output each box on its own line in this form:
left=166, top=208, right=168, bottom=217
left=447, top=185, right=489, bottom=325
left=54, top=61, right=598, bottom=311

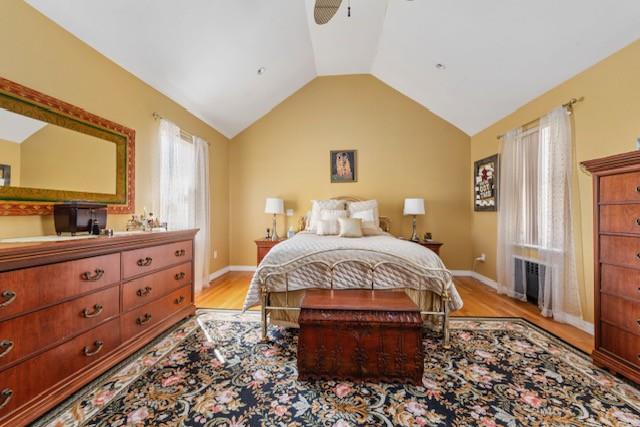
left=230, top=75, right=472, bottom=268
left=0, top=1, right=230, bottom=272
left=470, top=39, right=640, bottom=323
left=0, top=139, right=20, bottom=186
left=20, top=124, right=117, bottom=194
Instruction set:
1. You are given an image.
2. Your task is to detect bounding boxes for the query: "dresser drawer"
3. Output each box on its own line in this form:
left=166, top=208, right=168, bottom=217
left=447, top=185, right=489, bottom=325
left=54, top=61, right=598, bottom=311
left=601, top=264, right=640, bottom=302
left=600, top=204, right=640, bottom=234
left=600, top=323, right=640, bottom=369
left=0, top=286, right=119, bottom=371
left=122, top=241, right=192, bottom=279
left=0, top=318, right=120, bottom=418
left=0, top=253, right=120, bottom=320
left=600, top=235, right=640, bottom=268
left=121, top=286, right=192, bottom=342
left=601, top=294, right=640, bottom=336
left=122, top=262, right=192, bottom=311
left=600, top=171, right=640, bottom=203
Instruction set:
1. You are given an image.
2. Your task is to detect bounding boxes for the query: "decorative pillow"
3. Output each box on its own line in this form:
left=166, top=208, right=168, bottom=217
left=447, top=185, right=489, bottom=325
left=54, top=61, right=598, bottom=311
left=317, top=220, right=338, bottom=235
left=308, top=200, right=346, bottom=232
left=338, top=217, right=363, bottom=237
left=348, top=200, right=380, bottom=228
left=317, top=209, right=348, bottom=235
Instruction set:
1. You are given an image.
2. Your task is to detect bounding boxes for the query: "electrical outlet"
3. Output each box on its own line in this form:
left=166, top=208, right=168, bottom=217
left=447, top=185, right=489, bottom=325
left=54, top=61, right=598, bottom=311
left=476, top=253, right=486, bottom=262
left=213, top=250, right=218, bottom=259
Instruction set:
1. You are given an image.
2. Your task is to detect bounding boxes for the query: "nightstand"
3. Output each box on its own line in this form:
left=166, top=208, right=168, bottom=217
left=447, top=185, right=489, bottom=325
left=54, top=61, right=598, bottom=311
left=400, top=238, right=443, bottom=255
left=255, top=238, right=285, bottom=264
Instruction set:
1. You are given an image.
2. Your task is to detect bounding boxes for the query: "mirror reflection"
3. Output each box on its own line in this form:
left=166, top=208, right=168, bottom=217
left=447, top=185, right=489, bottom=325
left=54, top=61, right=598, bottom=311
left=0, top=108, right=117, bottom=194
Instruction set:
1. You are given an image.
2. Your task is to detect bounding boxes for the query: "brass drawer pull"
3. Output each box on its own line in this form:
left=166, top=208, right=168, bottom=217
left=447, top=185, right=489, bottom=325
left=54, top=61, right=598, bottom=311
left=136, top=257, right=153, bottom=267
left=0, top=389, right=12, bottom=410
left=0, top=291, right=16, bottom=308
left=175, top=249, right=186, bottom=257
left=136, top=313, right=152, bottom=325
left=175, top=295, right=185, bottom=305
left=0, top=340, right=14, bottom=358
left=636, top=186, right=640, bottom=193
left=636, top=252, right=640, bottom=260
left=83, top=340, right=104, bottom=357
left=136, top=286, right=152, bottom=297
left=175, top=272, right=186, bottom=281
left=82, top=304, right=103, bottom=318
left=80, top=268, right=105, bottom=281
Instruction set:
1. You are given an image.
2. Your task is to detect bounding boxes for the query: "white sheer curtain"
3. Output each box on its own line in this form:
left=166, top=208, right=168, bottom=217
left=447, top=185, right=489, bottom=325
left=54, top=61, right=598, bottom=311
left=497, top=107, right=581, bottom=323
left=159, top=119, right=211, bottom=293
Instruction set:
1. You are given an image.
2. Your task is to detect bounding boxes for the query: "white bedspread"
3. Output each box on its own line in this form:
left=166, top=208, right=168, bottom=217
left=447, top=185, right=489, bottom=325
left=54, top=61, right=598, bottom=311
left=243, top=232, right=463, bottom=311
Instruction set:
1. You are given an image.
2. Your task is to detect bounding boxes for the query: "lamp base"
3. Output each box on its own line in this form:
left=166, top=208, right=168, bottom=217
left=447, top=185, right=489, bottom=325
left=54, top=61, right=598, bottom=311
left=270, top=214, right=279, bottom=241
left=409, top=215, right=420, bottom=242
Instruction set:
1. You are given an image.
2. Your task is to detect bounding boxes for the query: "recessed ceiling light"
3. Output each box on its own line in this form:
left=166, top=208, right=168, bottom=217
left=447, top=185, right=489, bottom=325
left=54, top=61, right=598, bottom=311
left=435, top=63, right=446, bottom=70
left=257, top=67, right=266, bottom=75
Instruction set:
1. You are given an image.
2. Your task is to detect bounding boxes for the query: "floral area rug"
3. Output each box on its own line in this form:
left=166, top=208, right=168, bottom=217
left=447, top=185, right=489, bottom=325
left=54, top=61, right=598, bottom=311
left=35, top=310, right=640, bottom=427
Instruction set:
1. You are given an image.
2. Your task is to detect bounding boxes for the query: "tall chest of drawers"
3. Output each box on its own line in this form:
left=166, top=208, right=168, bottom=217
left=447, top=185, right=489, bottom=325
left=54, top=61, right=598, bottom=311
left=583, top=151, right=640, bottom=384
left=0, top=229, right=198, bottom=426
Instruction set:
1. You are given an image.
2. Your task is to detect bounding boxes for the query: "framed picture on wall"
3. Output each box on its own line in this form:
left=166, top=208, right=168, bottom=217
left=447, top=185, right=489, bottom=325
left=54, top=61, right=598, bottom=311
left=0, top=164, right=10, bottom=187
left=330, top=150, right=357, bottom=183
left=474, top=154, right=498, bottom=211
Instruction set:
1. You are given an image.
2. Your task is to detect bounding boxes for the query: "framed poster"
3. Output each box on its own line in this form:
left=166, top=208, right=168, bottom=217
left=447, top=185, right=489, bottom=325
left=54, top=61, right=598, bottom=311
left=330, top=150, right=357, bottom=183
left=0, top=164, right=10, bottom=187
left=474, top=154, right=498, bottom=211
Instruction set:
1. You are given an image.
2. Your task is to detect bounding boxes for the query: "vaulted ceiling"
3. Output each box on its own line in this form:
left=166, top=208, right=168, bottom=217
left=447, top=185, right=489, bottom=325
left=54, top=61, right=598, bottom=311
left=27, top=0, right=640, bottom=138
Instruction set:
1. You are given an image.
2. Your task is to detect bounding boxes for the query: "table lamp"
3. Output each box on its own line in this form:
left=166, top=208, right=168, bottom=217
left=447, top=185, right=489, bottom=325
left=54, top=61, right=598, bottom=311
left=265, top=198, right=284, bottom=240
left=403, top=198, right=425, bottom=242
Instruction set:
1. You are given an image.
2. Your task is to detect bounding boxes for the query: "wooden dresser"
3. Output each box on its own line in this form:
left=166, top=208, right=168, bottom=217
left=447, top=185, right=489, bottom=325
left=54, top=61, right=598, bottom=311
left=583, top=151, right=640, bottom=384
left=0, top=229, right=198, bottom=426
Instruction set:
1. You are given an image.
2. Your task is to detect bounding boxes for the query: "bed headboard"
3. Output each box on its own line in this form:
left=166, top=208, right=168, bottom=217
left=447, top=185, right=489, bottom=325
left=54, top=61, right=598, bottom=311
left=297, top=196, right=391, bottom=232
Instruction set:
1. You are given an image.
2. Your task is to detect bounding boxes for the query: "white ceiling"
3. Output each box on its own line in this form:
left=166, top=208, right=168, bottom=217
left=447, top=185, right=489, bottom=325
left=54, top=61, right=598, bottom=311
left=0, top=109, right=47, bottom=144
left=27, top=0, right=640, bottom=138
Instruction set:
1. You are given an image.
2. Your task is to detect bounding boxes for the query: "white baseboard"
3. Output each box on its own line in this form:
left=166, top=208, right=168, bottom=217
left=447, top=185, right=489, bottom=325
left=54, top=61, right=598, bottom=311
left=554, top=313, right=595, bottom=335
left=229, top=265, right=257, bottom=272
left=451, top=270, right=498, bottom=290
left=208, top=266, right=230, bottom=282
left=208, top=265, right=256, bottom=282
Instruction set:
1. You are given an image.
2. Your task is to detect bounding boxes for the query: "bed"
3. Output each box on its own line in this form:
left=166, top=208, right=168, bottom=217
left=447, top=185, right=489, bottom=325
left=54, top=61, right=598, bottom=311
left=243, top=198, right=463, bottom=346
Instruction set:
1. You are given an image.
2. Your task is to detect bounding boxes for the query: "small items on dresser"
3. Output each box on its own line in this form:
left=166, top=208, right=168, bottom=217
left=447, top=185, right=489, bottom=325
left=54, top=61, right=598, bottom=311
left=582, top=150, right=640, bottom=384
left=126, top=209, right=168, bottom=232
left=53, top=202, right=107, bottom=236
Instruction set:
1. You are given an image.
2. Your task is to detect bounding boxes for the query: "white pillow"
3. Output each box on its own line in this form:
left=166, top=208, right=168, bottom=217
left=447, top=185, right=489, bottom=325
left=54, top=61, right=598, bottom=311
left=317, top=209, right=348, bottom=235
left=338, top=217, right=363, bottom=237
left=317, top=219, right=339, bottom=235
left=351, top=209, right=376, bottom=230
left=308, top=200, right=346, bottom=232
left=348, top=200, right=380, bottom=228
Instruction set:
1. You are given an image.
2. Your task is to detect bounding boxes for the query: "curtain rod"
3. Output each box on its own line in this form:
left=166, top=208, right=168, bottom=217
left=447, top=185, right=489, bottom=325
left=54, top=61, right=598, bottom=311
left=496, top=97, right=584, bottom=140
left=152, top=112, right=210, bottom=146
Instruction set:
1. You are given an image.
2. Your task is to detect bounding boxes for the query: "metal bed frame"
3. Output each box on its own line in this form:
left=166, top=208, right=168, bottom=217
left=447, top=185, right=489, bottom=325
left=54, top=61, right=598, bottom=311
left=257, top=248, right=454, bottom=346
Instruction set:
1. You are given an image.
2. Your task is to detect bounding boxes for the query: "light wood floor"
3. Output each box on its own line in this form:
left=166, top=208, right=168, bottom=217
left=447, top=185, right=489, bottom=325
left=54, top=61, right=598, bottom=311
left=196, top=272, right=594, bottom=353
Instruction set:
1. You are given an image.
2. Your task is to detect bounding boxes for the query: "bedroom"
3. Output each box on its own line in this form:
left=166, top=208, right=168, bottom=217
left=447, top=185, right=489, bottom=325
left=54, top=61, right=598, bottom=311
left=0, top=0, right=639, bottom=425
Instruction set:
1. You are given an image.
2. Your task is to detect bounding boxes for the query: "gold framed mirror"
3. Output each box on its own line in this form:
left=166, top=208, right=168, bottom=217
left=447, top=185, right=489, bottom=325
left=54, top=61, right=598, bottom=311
left=0, top=77, right=135, bottom=215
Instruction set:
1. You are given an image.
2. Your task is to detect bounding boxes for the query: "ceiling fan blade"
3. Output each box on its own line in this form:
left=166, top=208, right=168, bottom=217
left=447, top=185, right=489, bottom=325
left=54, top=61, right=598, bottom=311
left=314, top=0, right=343, bottom=25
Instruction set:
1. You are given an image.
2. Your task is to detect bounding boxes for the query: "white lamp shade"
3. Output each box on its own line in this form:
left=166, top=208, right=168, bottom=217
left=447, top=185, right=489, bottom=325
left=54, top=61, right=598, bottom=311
left=403, top=198, right=425, bottom=215
left=265, top=198, right=284, bottom=214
